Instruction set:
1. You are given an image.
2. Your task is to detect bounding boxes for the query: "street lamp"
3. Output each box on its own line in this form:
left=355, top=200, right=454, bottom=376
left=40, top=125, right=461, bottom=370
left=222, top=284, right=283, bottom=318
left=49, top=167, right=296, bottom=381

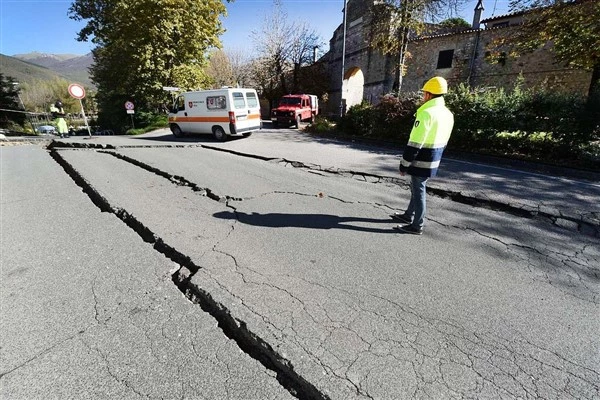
left=339, top=0, right=348, bottom=118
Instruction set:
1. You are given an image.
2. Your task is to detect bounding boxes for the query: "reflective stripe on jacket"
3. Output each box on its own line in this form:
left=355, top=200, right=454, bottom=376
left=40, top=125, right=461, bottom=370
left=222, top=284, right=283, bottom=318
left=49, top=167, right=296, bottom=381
left=400, top=96, right=454, bottom=178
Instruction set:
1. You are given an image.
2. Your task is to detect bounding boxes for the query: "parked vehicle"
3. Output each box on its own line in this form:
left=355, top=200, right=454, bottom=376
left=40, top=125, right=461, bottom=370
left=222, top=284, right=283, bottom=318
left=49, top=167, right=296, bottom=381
left=271, top=94, right=318, bottom=128
left=168, top=88, right=262, bottom=141
left=36, top=125, right=57, bottom=134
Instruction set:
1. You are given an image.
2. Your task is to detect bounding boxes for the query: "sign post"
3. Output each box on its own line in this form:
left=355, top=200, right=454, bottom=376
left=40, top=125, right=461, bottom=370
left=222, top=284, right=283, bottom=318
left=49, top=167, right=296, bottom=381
left=67, top=83, right=91, bottom=138
left=125, top=101, right=135, bottom=129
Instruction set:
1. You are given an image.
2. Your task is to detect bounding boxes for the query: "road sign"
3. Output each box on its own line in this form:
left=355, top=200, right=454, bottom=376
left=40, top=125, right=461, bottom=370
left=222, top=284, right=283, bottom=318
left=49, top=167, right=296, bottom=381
left=125, top=101, right=135, bottom=110
left=126, top=109, right=135, bottom=114
left=68, top=84, right=86, bottom=99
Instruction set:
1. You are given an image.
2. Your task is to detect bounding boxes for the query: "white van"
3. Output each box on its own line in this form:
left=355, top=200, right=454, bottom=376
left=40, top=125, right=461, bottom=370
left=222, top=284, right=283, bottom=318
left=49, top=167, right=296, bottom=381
left=168, top=88, right=262, bottom=141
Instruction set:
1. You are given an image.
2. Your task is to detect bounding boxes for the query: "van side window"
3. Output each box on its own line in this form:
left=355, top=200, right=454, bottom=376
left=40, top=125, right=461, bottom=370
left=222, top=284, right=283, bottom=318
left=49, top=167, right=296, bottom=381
left=176, top=96, right=185, bottom=111
left=246, top=92, right=259, bottom=108
left=232, top=92, right=246, bottom=109
left=207, top=96, right=226, bottom=110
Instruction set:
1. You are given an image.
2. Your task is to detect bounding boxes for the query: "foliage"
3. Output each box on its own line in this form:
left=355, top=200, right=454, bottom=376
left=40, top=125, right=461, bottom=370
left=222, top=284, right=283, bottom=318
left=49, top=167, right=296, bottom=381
left=439, top=17, right=471, bottom=29
left=69, top=0, right=230, bottom=131
left=18, top=77, right=90, bottom=113
left=304, top=115, right=336, bottom=134
left=338, top=93, right=419, bottom=139
left=250, top=0, right=325, bottom=107
left=125, top=112, right=168, bottom=135
left=498, top=0, right=600, bottom=96
left=371, top=93, right=420, bottom=139
left=0, top=73, right=26, bottom=128
left=338, top=101, right=375, bottom=137
left=328, top=85, right=599, bottom=168
left=206, top=49, right=235, bottom=88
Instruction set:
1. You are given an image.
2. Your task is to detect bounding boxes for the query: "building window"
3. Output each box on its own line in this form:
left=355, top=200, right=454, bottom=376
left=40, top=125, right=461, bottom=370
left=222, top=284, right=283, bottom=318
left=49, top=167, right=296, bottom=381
left=492, top=21, right=509, bottom=28
left=437, top=49, right=454, bottom=69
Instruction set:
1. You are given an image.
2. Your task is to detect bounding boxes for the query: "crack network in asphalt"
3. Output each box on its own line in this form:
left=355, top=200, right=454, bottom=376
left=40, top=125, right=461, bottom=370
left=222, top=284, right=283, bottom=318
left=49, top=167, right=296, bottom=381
left=48, top=148, right=330, bottom=400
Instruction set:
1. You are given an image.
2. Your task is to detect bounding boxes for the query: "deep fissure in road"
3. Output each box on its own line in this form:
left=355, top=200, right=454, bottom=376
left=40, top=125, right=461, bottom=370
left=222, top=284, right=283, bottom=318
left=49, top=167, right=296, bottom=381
left=48, top=148, right=330, bottom=400
left=50, top=141, right=598, bottom=237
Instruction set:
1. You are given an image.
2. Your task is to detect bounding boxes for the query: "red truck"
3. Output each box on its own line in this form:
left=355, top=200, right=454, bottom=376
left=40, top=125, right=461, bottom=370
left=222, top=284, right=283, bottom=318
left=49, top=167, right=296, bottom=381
left=271, top=94, right=319, bottom=128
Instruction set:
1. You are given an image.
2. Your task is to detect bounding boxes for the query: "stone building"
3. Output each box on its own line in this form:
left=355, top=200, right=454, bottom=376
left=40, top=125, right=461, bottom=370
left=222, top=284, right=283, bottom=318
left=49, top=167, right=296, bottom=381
left=323, top=0, right=593, bottom=114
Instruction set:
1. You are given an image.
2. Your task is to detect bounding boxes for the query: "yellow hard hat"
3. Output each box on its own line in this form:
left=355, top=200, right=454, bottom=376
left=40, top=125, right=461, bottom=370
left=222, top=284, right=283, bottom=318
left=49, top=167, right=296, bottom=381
left=422, top=76, right=448, bottom=95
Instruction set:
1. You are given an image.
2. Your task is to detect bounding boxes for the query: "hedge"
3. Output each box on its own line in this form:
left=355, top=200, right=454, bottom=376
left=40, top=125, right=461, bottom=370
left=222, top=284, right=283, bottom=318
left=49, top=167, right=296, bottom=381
left=332, top=83, right=600, bottom=167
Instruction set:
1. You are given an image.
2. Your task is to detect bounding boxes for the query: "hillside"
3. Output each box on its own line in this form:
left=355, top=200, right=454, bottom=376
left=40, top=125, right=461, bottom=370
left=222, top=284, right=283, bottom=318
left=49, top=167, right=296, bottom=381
left=0, top=53, right=93, bottom=88
left=13, top=52, right=81, bottom=65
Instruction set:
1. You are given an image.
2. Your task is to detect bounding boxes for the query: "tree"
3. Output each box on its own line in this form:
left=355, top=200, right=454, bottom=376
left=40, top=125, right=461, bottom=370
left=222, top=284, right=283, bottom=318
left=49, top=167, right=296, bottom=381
left=69, top=0, right=229, bottom=129
left=251, top=0, right=293, bottom=95
left=206, top=49, right=235, bottom=88
left=369, top=0, right=468, bottom=92
left=206, top=48, right=253, bottom=89
left=503, top=0, right=600, bottom=97
left=251, top=0, right=324, bottom=111
left=227, top=48, right=253, bottom=88
left=20, top=77, right=81, bottom=113
left=0, top=73, right=25, bottom=128
left=439, top=17, right=471, bottom=29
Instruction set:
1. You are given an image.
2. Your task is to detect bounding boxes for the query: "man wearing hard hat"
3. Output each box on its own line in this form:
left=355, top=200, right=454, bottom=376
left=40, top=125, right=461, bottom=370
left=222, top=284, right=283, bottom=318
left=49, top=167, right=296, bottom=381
left=392, top=76, right=454, bottom=235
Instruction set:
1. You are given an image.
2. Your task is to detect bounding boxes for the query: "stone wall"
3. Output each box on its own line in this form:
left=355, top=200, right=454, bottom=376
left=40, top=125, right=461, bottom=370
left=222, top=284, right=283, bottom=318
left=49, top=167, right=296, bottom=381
left=404, top=27, right=592, bottom=95
left=323, top=1, right=592, bottom=113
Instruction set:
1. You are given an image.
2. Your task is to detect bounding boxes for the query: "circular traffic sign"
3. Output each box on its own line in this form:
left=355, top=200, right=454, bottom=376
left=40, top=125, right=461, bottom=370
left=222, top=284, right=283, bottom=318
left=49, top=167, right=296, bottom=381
left=125, top=101, right=135, bottom=110
left=68, top=83, right=86, bottom=99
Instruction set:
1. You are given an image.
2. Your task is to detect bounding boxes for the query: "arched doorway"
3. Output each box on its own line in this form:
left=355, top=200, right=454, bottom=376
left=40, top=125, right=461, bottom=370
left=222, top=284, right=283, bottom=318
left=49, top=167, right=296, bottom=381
left=342, top=67, right=365, bottom=111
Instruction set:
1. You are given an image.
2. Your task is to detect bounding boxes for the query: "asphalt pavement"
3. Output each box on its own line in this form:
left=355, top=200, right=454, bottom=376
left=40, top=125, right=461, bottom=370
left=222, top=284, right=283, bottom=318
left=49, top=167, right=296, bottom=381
left=1, top=132, right=599, bottom=399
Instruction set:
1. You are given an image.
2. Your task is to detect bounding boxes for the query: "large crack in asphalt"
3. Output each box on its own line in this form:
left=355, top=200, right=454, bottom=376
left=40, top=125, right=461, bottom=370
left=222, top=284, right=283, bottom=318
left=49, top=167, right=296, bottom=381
left=90, top=147, right=599, bottom=303
left=48, top=148, right=330, bottom=400
left=49, top=140, right=599, bottom=237
left=46, top=146, right=600, bottom=398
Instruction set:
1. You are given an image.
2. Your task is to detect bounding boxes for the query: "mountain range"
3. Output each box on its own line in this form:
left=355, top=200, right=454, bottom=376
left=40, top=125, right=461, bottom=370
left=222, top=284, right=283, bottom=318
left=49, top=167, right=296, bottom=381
left=1, top=52, right=94, bottom=88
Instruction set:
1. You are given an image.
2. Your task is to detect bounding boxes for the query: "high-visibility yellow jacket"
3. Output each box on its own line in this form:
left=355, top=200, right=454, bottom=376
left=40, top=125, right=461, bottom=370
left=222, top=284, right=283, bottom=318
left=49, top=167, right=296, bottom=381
left=50, top=104, right=68, bottom=134
left=399, top=96, right=454, bottom=177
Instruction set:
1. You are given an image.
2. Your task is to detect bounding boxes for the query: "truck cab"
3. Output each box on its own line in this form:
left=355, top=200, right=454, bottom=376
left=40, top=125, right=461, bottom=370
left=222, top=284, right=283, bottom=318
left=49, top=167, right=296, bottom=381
left=271, top=94, right=318, bottom=128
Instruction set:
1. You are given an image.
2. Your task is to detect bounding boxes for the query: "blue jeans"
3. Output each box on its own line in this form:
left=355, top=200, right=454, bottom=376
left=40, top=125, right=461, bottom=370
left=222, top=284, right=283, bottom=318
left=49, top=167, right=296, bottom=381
left=405, top=175, right=428, bottom=229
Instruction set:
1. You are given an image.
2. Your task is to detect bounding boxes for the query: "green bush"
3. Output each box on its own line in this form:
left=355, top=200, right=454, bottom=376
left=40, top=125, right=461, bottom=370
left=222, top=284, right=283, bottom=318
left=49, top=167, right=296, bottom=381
left=330, top=84, right=599, bottom=168
left=338, top=93, right=418, bottom=140
left=338, top=101, right=375, bottom=136
left=305, top=115, right=336, bottom=134
left=126, top=112, right=168, bottom=135
left=371, top=93, right=419, bottom=141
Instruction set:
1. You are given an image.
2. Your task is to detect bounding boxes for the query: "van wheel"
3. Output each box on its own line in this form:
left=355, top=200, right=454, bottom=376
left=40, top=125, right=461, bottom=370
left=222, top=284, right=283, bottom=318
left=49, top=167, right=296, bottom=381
left=213, top=126, right=227, bottom=141
left=242, top=132, right=252, bottom=137
left=295, top=115, right=302, bottom=128
left=171, top=124, right=183, bottom=138
left=273, top=121, right=279, bottom=128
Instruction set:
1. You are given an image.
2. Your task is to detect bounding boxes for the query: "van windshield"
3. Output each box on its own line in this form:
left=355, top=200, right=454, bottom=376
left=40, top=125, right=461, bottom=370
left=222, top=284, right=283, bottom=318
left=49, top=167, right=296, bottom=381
left=280, top=97, right=301, bottom=106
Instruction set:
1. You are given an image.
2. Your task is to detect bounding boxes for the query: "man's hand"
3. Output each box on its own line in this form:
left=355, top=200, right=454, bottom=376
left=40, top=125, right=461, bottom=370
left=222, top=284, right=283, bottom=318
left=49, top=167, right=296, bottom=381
left=400, top=171, right=406, bottom=176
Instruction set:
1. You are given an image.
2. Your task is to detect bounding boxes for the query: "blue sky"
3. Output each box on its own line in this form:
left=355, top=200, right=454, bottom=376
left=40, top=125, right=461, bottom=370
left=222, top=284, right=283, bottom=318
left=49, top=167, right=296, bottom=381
left=0, top=0, right=510, bottom=57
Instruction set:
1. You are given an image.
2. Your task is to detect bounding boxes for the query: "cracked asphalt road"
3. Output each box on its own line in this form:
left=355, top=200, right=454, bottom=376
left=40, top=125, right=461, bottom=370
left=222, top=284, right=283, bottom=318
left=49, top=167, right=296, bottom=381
left=1, top=130, right=599, bottom=399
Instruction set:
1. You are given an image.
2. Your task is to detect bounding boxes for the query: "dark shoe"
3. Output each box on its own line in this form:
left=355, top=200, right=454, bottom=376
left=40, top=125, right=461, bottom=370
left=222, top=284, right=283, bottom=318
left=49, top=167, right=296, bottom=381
left=390, top=213, right=412, bottom=224
left=393, top=224, right=423, bottom=235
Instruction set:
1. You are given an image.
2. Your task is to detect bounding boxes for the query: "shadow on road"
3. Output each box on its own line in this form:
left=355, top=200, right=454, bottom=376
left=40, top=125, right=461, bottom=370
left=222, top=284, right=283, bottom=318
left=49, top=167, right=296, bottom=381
left=213, top=211, right=401, bottom=234
left=132, top=133, right=247, bottom=144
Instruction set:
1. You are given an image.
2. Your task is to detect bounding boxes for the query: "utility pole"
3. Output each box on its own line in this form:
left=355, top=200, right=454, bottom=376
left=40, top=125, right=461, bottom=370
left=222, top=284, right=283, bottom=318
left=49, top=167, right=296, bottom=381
left=339, top=0, right=348, bottom=118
